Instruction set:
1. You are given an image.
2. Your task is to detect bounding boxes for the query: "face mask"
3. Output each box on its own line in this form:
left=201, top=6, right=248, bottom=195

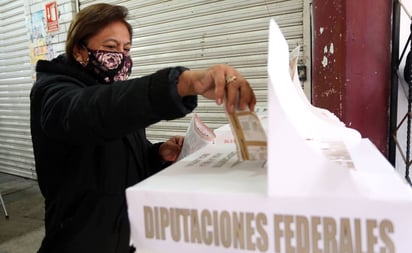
left=81, top=48, right=133, bottom=83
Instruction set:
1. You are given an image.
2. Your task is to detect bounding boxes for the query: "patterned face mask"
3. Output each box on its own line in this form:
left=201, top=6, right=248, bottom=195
left=81, top=48, right=133, bottom=83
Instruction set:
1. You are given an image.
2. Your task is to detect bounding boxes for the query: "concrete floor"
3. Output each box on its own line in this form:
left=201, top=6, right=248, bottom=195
left=0, top=172, right=44, bottom=253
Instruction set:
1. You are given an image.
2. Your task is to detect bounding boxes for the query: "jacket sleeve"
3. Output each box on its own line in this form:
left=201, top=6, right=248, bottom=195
left=31, top=66, right=197, bottom=144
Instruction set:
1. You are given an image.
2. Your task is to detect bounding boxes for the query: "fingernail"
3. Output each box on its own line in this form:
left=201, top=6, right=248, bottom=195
left=217, top=98, right=222, bottom=105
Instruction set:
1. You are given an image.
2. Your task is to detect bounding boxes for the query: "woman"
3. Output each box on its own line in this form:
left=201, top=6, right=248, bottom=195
left=30, top=3, right=256, bottom=253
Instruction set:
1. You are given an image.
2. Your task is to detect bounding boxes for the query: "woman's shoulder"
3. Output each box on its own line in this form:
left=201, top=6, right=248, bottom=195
left=35, top=54, right=96, bottom=86
left=36, top=54, right=71, bottom=72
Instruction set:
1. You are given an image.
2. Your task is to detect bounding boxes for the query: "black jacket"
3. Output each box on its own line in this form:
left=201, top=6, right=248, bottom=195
left=30, top=55, right=196, bottom=253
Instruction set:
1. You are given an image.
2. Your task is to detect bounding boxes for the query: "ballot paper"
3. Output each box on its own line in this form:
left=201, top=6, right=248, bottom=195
left=179, top=110, right=267, bottom=161
left=225, top=108, right=267, bottom=161
left=176, top=113, right=215, bottom=161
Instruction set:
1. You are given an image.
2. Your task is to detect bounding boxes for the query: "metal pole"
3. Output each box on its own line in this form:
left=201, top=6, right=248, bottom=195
left=389, top=0, right=401, bottom=166
left=0, top=192, right=9, bottom=219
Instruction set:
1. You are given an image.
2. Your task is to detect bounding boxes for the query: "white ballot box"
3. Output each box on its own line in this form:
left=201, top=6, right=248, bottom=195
left=127, top=142, right=412, bottom=253
left=126, top=19, right=412, bottom=253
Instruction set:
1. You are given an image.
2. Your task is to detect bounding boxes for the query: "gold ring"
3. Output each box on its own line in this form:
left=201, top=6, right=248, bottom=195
left=225, top=75, right=237, bottom=85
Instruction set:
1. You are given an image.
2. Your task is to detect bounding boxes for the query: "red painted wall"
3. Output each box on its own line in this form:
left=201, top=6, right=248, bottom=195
left=312, top=0, right=392, bottom=155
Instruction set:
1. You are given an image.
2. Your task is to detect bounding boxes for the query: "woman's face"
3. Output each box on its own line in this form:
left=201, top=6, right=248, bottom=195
left=74, top=21, right=131, bottom=62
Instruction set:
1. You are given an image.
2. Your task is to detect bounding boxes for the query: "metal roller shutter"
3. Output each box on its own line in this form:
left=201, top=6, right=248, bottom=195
left=0, top=0, right=35, bottom=178
left=79, top=0, right=305, bottom=142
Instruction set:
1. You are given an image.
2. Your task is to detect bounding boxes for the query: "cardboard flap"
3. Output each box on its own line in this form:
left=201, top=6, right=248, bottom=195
left=267, top=19, right=364, bottom=196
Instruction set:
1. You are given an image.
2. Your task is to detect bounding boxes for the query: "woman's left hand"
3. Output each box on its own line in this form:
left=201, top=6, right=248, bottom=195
left=159, top=136, right=184, bottom=162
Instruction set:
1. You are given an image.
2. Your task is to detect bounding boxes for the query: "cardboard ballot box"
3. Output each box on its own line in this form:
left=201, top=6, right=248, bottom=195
left=126, top=142, right=412, bottom=253
left=126, top=19, right=412, bottom=253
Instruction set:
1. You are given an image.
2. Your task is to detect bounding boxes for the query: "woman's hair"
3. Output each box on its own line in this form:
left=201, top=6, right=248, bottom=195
left=65, top=3, right=133, bottom=60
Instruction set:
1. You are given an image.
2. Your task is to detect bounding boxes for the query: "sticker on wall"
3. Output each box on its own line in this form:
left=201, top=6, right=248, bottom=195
left=45, top=2, right=58, bottom=33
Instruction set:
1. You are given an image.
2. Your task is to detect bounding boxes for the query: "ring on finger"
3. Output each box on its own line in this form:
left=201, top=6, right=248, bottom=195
left=225, top=75, right=237, bottom=86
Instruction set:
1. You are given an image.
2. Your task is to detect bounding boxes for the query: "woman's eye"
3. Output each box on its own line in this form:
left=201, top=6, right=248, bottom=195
left=104, top=45, right=117, bottom=51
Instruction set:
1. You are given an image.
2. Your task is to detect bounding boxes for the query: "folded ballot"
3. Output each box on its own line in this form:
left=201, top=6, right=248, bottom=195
left=176, top=113, right=215, bottom=161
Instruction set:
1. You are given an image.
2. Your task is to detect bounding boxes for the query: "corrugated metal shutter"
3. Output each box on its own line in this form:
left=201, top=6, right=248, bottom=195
left=0, top=0, right=35, bottom=178
left=79, top=0, right=304, bottom=142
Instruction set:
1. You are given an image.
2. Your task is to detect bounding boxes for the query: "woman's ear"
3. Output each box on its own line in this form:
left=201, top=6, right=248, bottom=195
left=73, top=44, right=88, bottom=64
